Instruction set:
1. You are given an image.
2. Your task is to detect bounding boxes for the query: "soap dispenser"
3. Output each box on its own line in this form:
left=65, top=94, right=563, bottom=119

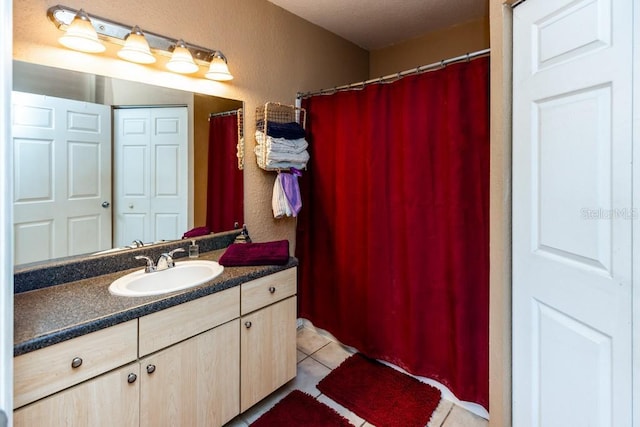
left=234, top=224, right=252, bottom=244
left=188, top=239, right=199, bottom=258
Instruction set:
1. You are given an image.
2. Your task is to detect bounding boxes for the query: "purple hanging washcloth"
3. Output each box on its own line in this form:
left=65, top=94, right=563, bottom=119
left=280, top=169, right=302, bottom=216
left=218, top=240, right=290, bottom=266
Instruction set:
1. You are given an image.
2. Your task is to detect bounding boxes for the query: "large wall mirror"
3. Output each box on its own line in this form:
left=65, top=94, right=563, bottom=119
left=12, top=60, right=244, bottom=266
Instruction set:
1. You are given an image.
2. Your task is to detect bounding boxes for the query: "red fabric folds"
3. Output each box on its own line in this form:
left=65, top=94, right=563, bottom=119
left=297, top=57, right=490, bottom=408
left=206, top=114, right=243, bottom=233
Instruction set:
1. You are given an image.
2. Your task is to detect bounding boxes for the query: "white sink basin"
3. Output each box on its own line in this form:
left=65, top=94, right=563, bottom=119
left=109, top=260, right=224, bottom=297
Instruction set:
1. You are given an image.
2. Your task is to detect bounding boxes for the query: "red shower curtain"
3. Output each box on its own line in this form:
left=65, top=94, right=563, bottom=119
left=297, top=57, right=489, bottom=408
left=206, top=114, right=243, bottom=232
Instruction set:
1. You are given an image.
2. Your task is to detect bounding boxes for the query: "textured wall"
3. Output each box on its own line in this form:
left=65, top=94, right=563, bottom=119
left=13, top=0, right=369, bottom=250
left=369, top=17, right=489, bottom=78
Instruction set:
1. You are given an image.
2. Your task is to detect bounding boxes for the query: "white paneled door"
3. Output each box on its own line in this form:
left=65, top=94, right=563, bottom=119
left=513, top=0, right=633, bottom=426
left=12, top=92, right=112, bottom=264
left=113, top=107, right=188, bottom=247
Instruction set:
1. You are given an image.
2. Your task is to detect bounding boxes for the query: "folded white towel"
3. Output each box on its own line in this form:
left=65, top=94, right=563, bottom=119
left=255, top=144, right=310, bottom=163
left=272, top=173, right=291, bottom=218
left=259, top=159, right=308, bottom=170
left=255, top=131, right=308, bottom=154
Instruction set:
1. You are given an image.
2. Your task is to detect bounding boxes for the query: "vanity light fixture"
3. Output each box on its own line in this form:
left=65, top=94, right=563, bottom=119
left=47, top=5, right=234, bottom=81
left=205, top=52, right=234, bottom=81
left=166, top=40, right=199, bottom=74
left=57, top=9, right=106, bottom=53
left=117, top=26, right=156, bottom=64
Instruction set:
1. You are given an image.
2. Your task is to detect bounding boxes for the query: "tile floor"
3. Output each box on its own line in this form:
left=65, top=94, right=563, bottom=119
left=225, top=325, right=489, bottom=427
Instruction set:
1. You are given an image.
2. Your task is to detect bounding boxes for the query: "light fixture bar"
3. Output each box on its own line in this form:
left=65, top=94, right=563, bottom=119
left=47, top=5, right=219, bottom=65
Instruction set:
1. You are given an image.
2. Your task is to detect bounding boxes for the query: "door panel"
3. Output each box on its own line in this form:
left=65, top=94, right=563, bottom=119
left=240, top=297, right=297, bottom=412
left=512, top=0, right=632, bottom=426
left=150, top=109, right=187, bottom=241
left=114, top=107, right=187, bottom=247
left=14, top=364, right=139, bottom=427
left=535, top=84, right=612, bottom=271
left=534, top=0, right=610, bottom=71
left=139, top=320, right=239, bottom=427
left=12, top=92, right=111, bottom=264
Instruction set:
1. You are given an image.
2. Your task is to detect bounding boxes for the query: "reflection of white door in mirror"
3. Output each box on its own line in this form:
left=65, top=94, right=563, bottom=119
left=12, top=61, right=244, bottom=265
left=114, top=107, right=188, bottom=247
left=12, top=92, right=112, bottom=265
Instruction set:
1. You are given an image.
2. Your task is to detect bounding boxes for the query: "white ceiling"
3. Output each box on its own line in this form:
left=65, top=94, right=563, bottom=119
left=267, top=0, right=489, bottom=50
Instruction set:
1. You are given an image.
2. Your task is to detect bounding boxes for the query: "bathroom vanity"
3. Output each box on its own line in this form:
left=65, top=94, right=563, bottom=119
left=12, top=235, right=297, bottom=426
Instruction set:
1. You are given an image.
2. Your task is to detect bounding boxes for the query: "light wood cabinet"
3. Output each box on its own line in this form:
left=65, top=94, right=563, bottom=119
left=140, top=319, right=240, bottom=427
left=14, top=363, right=140, bottom=427
left=14, top=267, right=297, bottom=425
left=14, top=320, right=138, bottom=409
left=139, top=287, right=239, bottom=357
left=240, top=268, right=297, bottom=315
left=240, top=268, right=297, bottom=412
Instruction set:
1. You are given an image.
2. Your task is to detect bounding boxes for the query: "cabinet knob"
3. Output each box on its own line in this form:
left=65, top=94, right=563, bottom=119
left=268, top=286, right=276, bottom=294
left=146, top=364, right=156, bottom=374
left=127, top=373, right=137, bottom=384
left=245, top=321, right=252, bottom=329
left=71, top=357, right=83, bottom=369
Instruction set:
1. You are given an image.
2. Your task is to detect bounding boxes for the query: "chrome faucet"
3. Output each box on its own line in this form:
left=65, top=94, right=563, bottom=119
left=135, top=255, right=157, bottom=273
left=135, top=248, right=185, bottom=273
left=130, top=240, right=144, bottom=248
left=155, top=248, right=185, bottom=271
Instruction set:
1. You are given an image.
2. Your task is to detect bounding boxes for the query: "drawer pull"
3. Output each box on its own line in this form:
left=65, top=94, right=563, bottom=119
left=71, top=357, right=83, bottom=369
left=127, top=373, right=137, bottom=384
left=245, top=321, right=252, bottom=329
left=268, top=286, right=276, bottom=294
left=146, top=364, right=156, bottom=374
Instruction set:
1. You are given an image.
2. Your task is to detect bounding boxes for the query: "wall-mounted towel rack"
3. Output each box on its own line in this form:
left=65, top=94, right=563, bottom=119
left=254, top=102, right=307, bottom=171
left=237, top=107, right=244, bottom=170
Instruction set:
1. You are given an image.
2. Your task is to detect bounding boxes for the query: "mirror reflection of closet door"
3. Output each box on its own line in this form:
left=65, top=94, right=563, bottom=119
left=12, top=91, right=111, bottom=264
left=113, top=107, right=188, bottom=247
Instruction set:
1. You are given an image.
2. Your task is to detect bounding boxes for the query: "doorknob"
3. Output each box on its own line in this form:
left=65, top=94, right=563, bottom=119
left=101, top=201, right=110, bottom=208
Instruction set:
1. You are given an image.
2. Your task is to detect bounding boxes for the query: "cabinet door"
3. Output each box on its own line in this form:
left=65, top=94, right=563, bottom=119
left=240, top=296, right=297, bottom=412
left=140, top=319, right=240, bottom=427
left=14, top=319, right=138, bottom=408
left=14, top=363, right=139, bottom=427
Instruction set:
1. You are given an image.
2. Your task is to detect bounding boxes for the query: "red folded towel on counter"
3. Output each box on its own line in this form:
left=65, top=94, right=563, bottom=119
left=219, top=240, right=290, bottom=266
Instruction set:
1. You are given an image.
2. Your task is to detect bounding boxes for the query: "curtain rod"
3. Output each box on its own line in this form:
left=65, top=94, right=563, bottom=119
left=297, top=48, right=490, bottom=99
left=209, top=109, right=239, bottom=119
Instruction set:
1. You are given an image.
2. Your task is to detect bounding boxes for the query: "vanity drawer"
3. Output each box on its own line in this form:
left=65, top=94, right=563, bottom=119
left=241, top=268, right=297, bottom=315
left=139, top=286, right=240, bottom=356
left=14, top=319, right=138, bottom=409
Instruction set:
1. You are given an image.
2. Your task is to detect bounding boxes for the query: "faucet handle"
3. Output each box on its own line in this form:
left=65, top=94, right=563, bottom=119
left=135, top=255, right=156, bottom=273
left=156, top=248, right=185, bottom=271
left=168, top=248, right=185, bottom=257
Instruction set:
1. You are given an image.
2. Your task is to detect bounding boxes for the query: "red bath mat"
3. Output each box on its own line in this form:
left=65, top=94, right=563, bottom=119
left=317, top=353, right=442, bottom=427
left=250, top=389, right=353, bottom=427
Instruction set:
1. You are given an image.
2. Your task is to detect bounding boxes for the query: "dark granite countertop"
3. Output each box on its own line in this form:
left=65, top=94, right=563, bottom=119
left=14, top=248, right=298, bottom=357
